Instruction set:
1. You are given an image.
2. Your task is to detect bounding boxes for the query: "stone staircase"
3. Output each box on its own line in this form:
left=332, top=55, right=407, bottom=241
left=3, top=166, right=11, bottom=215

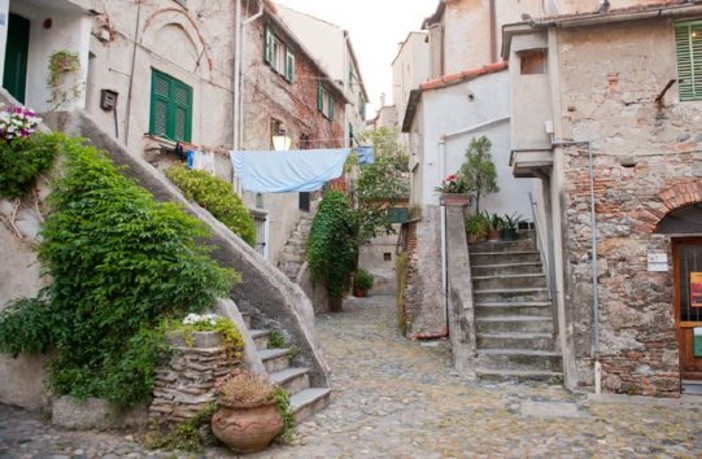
left=277, top=212, right=315, bottom=282
left=469, top=237, right=562, bottom=382
left=241, top=311, right=331, bottom=422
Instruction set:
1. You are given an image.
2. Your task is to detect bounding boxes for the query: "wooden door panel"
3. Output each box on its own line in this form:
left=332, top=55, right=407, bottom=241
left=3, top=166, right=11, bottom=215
left=674, top=238, right=702, bottom=380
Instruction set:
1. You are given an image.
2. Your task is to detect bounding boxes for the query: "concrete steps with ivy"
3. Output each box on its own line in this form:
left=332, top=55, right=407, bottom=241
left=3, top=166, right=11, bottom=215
left=277, top=212, right=315, bottom=281
left=469, top=238, right=562, bottom=382
left=240, top=312, right=331, bottom=423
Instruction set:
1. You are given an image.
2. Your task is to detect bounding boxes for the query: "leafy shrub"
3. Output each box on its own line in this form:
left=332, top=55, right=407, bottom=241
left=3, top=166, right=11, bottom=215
left=0, top=136, right=238, bottom=409
left=353, top=268, right=374, bottom=291
left=164, top=313, right=244, bottom=361
left=166, top=165, right=256, bottom=246
left=307, top=191, right=358, bottom=311
left=0, top=132, right=63, bottom=199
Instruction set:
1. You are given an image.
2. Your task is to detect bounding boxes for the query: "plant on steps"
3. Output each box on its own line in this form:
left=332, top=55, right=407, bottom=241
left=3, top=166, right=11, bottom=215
left=0, top=136, right=238, bottom=409
left=465, top=212, right=490, bottom=242
left=307, top=190, right=359, bottom=312
left=458, top=136, right=499, bottom=213
left=353, top=268, right=375, bottom=297
left=166, top=165, right=257, bottom=246
left=501, top=212, right=524, bottom=241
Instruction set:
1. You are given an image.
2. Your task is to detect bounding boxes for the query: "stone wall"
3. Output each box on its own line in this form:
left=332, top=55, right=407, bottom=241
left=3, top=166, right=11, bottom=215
left=150, top=333, right=240, bottom=424
left=555, top=18, right=702, bottom=395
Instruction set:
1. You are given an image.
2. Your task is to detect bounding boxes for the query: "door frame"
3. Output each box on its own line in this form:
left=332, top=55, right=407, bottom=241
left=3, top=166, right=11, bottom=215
left=672, top=237, right=702, bottom=380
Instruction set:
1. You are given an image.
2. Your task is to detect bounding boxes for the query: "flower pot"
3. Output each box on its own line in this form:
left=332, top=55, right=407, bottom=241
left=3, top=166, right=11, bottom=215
left=487, top=229, right=501, bottom=242
left=211, top=400, right=283, bottom=454
left=500, top=228, right=518, bottom=241
left=354, top=288, right=367, bottom=298
left=440, top=193, right=471, bottom=207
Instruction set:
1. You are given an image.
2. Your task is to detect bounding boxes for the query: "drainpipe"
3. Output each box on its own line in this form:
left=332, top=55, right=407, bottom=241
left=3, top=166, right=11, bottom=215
left=237, top=0, right=265, bottom=150
left=552, top=139, right=601, bottom=393
left=124, top=0, right=142, bottom=146
left=488, top=0, right=497, bottom=63
left=232, top=0, right=242, bottom=150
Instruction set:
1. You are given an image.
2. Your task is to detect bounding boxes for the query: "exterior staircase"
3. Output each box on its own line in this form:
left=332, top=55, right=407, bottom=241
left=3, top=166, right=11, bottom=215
left=277, top=212, right=315, bottom=282
left=241, top=311, right=331, bottom=422
left=469, top=237, right=563, bottom=382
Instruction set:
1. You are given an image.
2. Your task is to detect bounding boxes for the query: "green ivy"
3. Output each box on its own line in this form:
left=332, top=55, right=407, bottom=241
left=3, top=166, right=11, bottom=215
left=163, top=315, right=244, bottom=361
left=0, top=132, right=63, bottom=199
left=307, top=191, right=358, bottom=311
left=165, top=165, right=257, bottom=246
left=0, top=136, right=238, bottom=409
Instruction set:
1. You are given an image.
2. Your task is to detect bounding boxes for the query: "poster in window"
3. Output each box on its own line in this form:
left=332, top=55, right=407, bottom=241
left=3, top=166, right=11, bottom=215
left=695, top=328, right=702, bottom=358
left=691, top=272, right=702, bottom=308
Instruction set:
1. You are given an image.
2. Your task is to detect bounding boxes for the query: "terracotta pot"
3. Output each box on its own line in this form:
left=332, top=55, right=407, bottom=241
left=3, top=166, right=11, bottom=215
left=487, top=229, right=501, bottom=241
left=354, top=289, right=367, bottom=297
left=211, top=400, right=283, bottom=453
left=440, top=193, right=471, bottom=207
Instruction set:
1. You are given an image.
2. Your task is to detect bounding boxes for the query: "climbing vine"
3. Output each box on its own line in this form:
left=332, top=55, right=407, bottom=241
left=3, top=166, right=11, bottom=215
left=0, top=136, right=238, bottom=409
left=47, top=50, right=82, bottom=110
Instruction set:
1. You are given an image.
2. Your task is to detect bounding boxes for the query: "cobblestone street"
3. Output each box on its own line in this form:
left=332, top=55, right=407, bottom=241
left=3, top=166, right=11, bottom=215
left=2, top=294, right=702, bottom=458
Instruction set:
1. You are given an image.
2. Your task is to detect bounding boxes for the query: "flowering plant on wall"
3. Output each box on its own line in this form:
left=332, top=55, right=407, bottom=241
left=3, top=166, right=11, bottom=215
left=0, top=105, right=42, bottom=142
left=435, top=174, right=470, bottom=194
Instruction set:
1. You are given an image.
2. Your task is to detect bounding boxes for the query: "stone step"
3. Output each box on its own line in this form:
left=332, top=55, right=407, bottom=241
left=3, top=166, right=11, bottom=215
left=474, top=301, right=552, bottom=318
left=477, top=332, right=555, bottom=351
left=473, top=273, right=547, bottom=290
left=469, top=239, right=536, bottom=253
left=241, top=312, right=252, bottom=329
left=472, top=262, right=543, bottom=277
left=476, top=316, right=554, bottom=334
left=260, top=348, right=290, bottom=373
left=278, top=261, right=303, bottom=276
left=475, top=349, right=562, bottom=372
left=290, top=388, right=332, bottom=423
left=475, top=368, right=563, bottom=383
left=473, top=287, right=549, bottom=303
left=281, top=246, right=306, bottom=258
left=270, top=367, right=310, bottom=395
left=470, top=251, right=541, bottom=265
left=249, top=329, right=269, bottom=351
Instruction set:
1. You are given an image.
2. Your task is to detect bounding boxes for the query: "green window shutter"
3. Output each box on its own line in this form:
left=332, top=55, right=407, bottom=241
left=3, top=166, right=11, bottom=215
left=172, top=81, right=192, bottom=141
left=328, top=94, right=334, bottom=119
left=675, top=22, right=702, bottom=101
left=285, top=47, right=295, bottom=82
left=150, top=69, right=193, bottom=142
left=317, top=85, right=323, bottom=111
left=150, top=71, right=171, bottom=137
left=264, top=25, right=273, bottom=64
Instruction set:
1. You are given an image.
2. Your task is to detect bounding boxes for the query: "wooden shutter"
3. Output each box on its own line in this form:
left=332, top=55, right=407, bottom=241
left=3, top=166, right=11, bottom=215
left=264, top=25, right=273, bottom=64
left=285, top=47, right=295, bottom=82
left=150, top=71, right=171, bottom=137
left=172, top=81, right=192, bottom=141
left=317, top=85, right=324, bottom=111
left=675, top=21, right=702, bottom=101
left=328, top=94, right=334, bottom=120
left=150, top=69, right=192, bottom=142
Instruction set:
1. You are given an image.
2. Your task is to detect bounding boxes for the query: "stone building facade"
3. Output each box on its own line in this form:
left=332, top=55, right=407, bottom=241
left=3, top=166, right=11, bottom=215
left=505, top=1, right=702, bottom=395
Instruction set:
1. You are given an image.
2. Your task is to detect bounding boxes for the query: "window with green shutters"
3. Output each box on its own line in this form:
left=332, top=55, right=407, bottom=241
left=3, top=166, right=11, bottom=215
left=264, top=25, right=295, bottom=83
left=675, top=21, right=702, bottom=101
left=317, top=84, right=334, bottom=120
left=149, top=69, right=192, bottom=142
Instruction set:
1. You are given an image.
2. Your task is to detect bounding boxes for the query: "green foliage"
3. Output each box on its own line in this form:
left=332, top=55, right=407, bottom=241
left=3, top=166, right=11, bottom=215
left=395, top=252, right=409, bottom=336
left=458, top=136, right=499, bottom=212
left=166, top=165, right=256, bottom=246
left=163, top=315, right=244, bottom=361
left=465, top=212, right=490, bottom=239
left=354, top=128, right=410, bottom=245
left=353, top=268, right=375, bottom=291
left=307, top=191, right=358, bottom=309
left=502, top=212, right=524, bottom=231
left=487, top=212, right=504, bottom=231
left=0, top=297, right=54, bottom=357
left=272, top=386, right=296, bottom=444
left=267, top=330, right=286, bottom=349
left=145, top=403, right=218, bottom=452
left=0, top=136, right=238, bottom=409
left=47, top=50, right=82, bottom=110
left=0, top=132, right=63, bottom=199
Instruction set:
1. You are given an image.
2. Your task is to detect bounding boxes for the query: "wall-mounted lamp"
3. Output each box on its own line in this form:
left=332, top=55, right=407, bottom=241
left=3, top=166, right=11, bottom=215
left=272, top=123, right=292, bottom=151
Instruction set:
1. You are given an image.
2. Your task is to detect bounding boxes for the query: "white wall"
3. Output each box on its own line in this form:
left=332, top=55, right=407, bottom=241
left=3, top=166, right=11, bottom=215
left=418, top=70, right=534, bottom=217
left=392, top=32, right=429, bottom=119
left=0, top=0, right=9, bottom=85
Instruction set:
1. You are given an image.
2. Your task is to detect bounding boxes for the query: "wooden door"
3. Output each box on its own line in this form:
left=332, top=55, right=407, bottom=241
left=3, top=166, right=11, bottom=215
left=673, top=238, right=702, bottom=380
left=3, top=13, right=30, bottom=103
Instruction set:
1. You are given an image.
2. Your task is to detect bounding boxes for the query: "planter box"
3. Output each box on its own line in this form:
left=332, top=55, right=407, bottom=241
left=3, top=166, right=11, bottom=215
left=440, top=193, right=471, bottom=207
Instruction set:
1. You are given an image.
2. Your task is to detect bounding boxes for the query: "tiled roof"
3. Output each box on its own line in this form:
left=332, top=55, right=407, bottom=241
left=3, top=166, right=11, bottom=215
left=420, top=61, right=508, bottom=91
left=533, top=0, right=697, bottom=24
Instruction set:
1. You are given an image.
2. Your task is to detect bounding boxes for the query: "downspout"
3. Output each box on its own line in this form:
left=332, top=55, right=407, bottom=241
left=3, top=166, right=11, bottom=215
left=124, top=0, right=142, bottom=146
left=553, top=139, right=600, bottom=393
left=439, top=138, right=449, bottom=337
left=237, top=0, right=265, bottom=150
left=489, top=0, right=497, bottom=63
left=233, top=0, right=242, bottom=150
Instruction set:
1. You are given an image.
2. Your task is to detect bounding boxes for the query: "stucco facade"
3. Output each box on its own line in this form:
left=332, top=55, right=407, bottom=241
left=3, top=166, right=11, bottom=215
left=505, top=2, right=702, bottom=395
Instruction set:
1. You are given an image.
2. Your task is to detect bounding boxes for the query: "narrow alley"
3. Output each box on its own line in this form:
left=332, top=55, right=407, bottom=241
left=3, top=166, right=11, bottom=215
left=2, top=294, right=701, bottom=458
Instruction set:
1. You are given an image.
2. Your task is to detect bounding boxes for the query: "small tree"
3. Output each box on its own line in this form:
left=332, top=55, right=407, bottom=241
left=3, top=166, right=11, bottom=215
left=459, top=136, right=499, bottom=213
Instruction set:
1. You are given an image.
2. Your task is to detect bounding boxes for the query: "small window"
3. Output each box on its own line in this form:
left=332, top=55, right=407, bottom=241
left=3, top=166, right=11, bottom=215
left=384, top=253, right=392, bottom=262
left=149, top=69, right=192, bottom=142
left=675, top=21, right=702, bottom=101
left=264, top=25, right=295, bottom=82
left=358, top=93, right=365, bottom=119
left=520, top=50, right=546, bottom=75
left=317, top=85, right=334, bottom=120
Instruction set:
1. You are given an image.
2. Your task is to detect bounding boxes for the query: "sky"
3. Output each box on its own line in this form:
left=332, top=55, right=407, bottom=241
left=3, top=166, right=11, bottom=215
left=273, top=0, right=438, bottom=117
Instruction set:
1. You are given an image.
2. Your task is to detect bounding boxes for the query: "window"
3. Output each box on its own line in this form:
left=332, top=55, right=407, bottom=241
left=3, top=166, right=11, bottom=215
left=264, top=25, right=295, bottom=82
left=675, top=21, right=702, bottom=101
left=317, top=85, right=334, bottom=120
left=384, top=253, right=392, bottom=262
left=348, top=122, right=354, bottom=147
left=359, top=93, right=366, bottom=119
left=149, top=69, right=192, bottom=142
left=520, top=50, right=546, bottom=75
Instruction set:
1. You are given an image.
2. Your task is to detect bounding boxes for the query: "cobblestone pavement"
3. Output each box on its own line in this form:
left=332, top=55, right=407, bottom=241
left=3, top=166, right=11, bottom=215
left=2, top=293, right=702, bottom=458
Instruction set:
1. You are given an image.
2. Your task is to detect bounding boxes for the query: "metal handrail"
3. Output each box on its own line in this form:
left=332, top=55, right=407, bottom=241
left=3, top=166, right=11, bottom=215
left=528, top=192, right=554, bottom=301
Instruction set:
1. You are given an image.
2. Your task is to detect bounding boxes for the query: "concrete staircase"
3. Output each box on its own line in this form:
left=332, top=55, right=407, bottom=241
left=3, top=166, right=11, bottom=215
left=241, top=312, right=331, bottom=422
left=277, top=212, right=315, bottom=282
left=469, top=237, right=562, bottom=382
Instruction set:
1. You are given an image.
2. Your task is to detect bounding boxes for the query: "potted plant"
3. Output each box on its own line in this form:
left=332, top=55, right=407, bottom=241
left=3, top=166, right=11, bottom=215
left=353, top=268, right=375, bottom=297
left=458, top=136, right=500, bottom=213
left=211, top=369, right=284, bottom=453
left=465, top=212, right=489, bottom=242
left=487, top=212, right=503, bottom=242
left=435, top=174, right=473, bottom=207
left=501, top=212, right=524, bottom=241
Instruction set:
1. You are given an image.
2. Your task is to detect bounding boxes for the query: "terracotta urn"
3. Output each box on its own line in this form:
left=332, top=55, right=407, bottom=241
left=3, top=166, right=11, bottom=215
left=440, top=193, right=471, bottom=207
left=211, top=400, right=283, bottom=453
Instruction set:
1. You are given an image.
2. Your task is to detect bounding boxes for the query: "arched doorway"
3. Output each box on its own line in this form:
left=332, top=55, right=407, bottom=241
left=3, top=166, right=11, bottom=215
left=657, top=203, right=702, bottom=388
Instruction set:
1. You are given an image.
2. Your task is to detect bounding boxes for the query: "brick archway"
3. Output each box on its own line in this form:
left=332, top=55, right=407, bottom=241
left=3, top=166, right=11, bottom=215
left=635, top=181, right=702, bottom=233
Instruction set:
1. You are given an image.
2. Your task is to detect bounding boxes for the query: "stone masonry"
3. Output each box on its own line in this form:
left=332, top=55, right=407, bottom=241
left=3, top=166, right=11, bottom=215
left=150, top=332, right=240, bottom=424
